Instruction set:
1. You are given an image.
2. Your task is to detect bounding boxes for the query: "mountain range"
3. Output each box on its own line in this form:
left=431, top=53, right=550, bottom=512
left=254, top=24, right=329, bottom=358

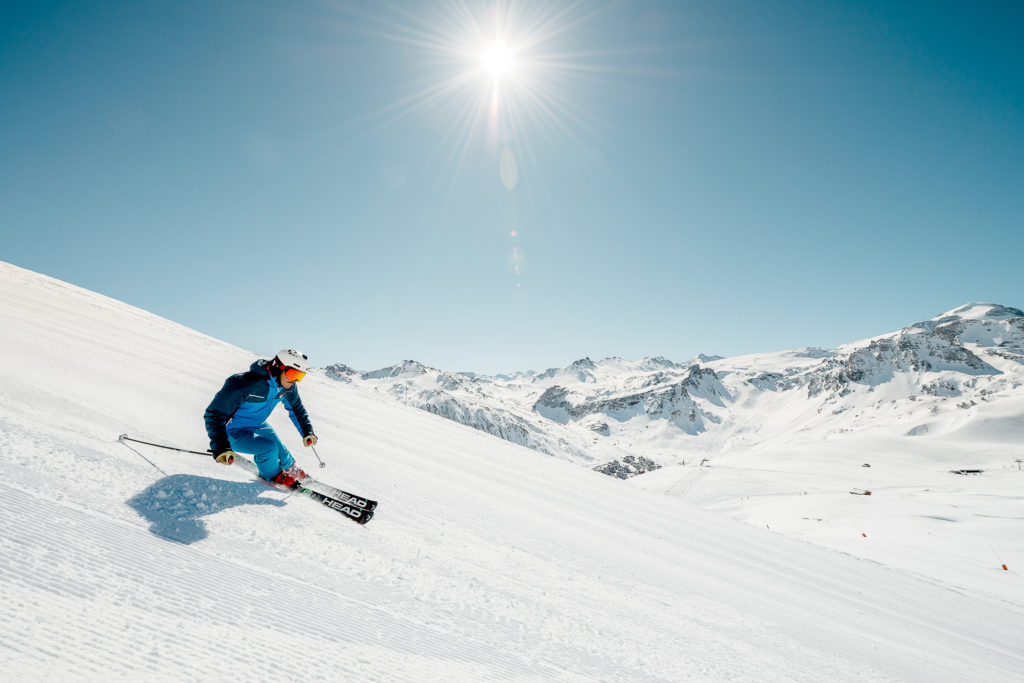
left=324, top=303, right=1024, bottom=475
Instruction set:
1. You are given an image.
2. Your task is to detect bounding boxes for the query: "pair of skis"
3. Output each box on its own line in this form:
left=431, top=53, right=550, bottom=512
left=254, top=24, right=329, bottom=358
left=232, top=454, right=376, bottom=525
left=118, top=434, right=376, bottom=525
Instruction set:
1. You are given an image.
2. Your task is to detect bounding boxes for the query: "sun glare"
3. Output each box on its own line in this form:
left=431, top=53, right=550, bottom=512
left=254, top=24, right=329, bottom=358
left=353, top=0, right=612, bottom=191
left=480, top=41, right=516, bottom=81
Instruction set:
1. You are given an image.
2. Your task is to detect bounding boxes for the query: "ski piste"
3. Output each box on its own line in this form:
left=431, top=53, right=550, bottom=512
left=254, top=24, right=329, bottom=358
left=232, top=454, right=375, bottom=525
left=117, top=434, right=376, bottom=524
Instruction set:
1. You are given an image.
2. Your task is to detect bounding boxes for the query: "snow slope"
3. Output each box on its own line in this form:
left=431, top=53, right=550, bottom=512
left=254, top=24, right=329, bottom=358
left=2, top=260, right=1023, bottom=681
left=336, top=308, right=1024, bottom=602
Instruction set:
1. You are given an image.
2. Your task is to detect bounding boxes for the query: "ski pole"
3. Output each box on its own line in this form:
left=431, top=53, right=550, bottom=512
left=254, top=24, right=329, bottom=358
left=122, top=433, right=325, bottom=470
left=118, top=434, right=211, bottom=456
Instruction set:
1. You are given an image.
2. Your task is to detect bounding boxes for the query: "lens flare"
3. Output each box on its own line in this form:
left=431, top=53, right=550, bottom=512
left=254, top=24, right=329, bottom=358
left=500, top=148, right=518, bottom=189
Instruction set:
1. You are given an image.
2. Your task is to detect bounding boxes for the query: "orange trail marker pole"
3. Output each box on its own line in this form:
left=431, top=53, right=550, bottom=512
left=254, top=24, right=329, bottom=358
left=990, top=545, right=1008, bottom=571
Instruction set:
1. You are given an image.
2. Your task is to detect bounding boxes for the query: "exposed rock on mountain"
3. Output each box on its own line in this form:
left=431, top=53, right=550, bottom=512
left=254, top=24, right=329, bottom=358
left=805, top=305, right=1016, bottom=398
left=594, top=455, right=663, bottom=479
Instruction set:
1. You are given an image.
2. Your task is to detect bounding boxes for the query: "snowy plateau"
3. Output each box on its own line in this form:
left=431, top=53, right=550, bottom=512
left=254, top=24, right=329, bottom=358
left=1, top=259, right=1023, bottom=682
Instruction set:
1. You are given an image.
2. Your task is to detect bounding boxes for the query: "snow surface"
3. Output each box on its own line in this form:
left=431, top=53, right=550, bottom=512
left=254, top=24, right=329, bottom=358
left=336, top=310, right=1024, bottom=606
left=2, top=260, right=1024, bottom=681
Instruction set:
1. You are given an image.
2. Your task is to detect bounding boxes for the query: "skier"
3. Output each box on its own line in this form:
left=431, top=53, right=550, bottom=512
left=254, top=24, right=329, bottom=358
left=204, top=349, right=318, bottom=486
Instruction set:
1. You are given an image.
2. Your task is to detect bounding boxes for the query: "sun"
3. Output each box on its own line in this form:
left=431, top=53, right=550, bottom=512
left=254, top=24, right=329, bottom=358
left=344, top=0, right=615, bottom=185
left=480, top=40, right=516, bottom=82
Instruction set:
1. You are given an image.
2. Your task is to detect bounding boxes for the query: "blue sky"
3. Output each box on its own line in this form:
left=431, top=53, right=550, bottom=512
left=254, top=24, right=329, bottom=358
left=2, top=0, right=1022, bottom=374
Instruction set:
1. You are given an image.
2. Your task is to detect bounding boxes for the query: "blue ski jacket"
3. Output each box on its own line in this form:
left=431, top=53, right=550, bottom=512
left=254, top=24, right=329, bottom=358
left=204, top=359, right=314, bottom=456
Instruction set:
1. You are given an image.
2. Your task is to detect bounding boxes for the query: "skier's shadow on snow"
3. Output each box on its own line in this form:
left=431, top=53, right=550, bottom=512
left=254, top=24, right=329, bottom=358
left=127, top=474, right=285, bottom=545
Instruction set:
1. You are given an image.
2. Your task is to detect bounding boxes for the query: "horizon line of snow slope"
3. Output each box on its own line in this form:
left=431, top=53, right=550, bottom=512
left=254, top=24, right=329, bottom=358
left=2, top=260, right=1024, bottom=681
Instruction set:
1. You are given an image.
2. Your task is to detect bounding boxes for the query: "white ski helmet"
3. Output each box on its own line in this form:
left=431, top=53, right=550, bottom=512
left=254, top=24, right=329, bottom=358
left=275, top=349, right=310, bottom=372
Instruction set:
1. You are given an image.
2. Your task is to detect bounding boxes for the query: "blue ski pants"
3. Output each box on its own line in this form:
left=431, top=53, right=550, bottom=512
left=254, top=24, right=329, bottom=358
left=227, top=424, right=295, bottom=480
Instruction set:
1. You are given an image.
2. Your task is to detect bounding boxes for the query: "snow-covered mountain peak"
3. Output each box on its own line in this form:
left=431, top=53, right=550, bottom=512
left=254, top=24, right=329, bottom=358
left=630, top=356, right=689, bottom=371
left=933, top=302, right=1024, bottom=322
left=534, top=357, right=598, bottom=384
left=688, top=353, right=726, bottom=364
left=361, top=359, right=433, bottom=380
left=802, top=308, right=1024, bottom=401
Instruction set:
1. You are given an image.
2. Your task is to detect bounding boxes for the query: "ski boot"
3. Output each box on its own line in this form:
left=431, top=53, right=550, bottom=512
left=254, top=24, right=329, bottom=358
left=271, top=464, right=308, bottom=488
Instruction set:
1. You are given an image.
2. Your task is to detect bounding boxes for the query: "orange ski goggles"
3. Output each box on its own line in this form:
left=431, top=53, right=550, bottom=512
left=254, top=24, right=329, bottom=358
left=282, top=367, right=306, bottom=382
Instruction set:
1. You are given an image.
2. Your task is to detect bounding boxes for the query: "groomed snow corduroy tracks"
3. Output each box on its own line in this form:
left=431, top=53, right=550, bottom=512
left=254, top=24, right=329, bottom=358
left=2, top=261, right=1024, bottom=681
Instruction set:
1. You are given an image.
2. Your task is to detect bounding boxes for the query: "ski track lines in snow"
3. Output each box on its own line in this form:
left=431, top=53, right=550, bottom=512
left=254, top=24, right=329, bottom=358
left=0, top=483, right=519, bottom=682
left=0, top=431, right=862, bottom=683
left=3, top=262, right=1024, bottom=681
left=2, top=428, right=1023, bottom=682
left=0, top=461, right=609, bottom=682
